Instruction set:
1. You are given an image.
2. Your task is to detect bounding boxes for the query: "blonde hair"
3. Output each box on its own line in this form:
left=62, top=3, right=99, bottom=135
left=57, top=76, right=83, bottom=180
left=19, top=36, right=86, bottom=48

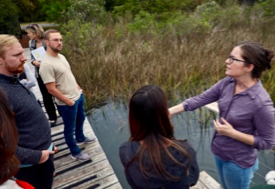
left=25, top=23, right=44, bottom=39
left=0, top=35, right=18, bottom=58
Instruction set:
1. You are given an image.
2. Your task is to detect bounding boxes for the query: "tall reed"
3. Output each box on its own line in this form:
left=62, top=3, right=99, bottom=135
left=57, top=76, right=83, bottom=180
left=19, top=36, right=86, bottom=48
left=61, top=5, right=275, bottom=109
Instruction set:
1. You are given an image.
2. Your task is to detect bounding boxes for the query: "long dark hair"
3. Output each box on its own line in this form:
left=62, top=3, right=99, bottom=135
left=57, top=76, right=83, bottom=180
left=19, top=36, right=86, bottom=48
left=0, top=89, right=20, bottom=184
left=128, top=85, right=191, bottom=181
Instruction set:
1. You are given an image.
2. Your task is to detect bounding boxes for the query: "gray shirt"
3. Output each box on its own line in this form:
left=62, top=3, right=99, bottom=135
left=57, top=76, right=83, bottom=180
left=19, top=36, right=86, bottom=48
left=184, top=76, right=275, bottom=168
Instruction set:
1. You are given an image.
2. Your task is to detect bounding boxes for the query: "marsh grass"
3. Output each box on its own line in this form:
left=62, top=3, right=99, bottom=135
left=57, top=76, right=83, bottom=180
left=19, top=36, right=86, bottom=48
left=61, top=5, right=275, bottom=109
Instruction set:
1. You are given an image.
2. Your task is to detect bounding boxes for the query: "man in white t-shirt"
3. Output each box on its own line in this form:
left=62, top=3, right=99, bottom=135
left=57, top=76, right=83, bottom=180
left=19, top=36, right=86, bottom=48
left=40, top=29, right=95, bottom=161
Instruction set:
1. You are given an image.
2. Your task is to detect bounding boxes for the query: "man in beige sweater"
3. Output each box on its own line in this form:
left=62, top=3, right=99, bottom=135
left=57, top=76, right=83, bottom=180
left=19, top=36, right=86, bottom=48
left=40, top=29, right=95, bottom=161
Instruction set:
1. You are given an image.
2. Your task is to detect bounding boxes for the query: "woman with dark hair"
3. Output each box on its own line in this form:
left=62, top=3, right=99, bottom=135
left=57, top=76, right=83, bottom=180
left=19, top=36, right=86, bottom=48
left=119, top=85, right=199, bottom=189
left=25, top=23, right=57, bottom=126
left=169, top=42, right=275, bottom=189
left=0, top=89, right=34, bottom=188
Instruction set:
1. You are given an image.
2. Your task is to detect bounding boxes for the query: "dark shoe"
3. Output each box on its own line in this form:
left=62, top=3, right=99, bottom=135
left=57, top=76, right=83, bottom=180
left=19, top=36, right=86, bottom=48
left=50, top=120, right=56, bottom=127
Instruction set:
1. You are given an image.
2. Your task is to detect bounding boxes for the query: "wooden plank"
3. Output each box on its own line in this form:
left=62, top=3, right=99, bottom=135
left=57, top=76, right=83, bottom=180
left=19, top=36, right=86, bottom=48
left=191, top=180, right=208, bottom=189
left=59, top=167, right=118, bottom=189
left=198, top=171, right=220, bottom=189
left=104, top=182, right=123, bottom=189
left=54, top=164, right=116, bottom=188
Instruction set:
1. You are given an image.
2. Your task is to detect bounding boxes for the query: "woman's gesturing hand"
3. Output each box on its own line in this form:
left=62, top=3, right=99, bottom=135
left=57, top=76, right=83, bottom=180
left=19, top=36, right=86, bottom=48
left=213, top=117, right=235, bottom=137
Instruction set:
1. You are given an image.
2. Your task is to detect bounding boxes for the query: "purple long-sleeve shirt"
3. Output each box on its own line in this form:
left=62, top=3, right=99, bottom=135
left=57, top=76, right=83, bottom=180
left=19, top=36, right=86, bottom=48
left=183, top=76, right=275, bottom=168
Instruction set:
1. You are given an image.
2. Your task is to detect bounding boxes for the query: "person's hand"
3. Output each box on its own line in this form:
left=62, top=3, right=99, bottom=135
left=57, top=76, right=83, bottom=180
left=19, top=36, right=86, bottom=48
left=213, top=117, right=235, bottom=137
left=32, top=60, right=41, bottom=67
left=67, top=99, right=75, bottom=106
left=39, top=150, right=54, bottom=164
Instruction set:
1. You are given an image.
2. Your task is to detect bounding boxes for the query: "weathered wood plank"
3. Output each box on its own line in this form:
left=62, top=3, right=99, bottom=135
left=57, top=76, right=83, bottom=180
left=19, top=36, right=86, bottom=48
left=59, top=167, right=118, bottom=189
left=193, top=171, right=220, bottom=189
left=104, top=182, right=123, bottom=189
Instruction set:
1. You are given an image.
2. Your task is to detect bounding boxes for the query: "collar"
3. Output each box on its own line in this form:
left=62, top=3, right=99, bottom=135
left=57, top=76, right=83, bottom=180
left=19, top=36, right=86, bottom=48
left=228, top=77, right=261, bottom=99
left=0, top=73, right=19, bottom=84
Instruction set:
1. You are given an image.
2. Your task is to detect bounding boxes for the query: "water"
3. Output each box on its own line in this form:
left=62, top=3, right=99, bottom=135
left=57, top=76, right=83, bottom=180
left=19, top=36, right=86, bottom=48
left=87, top=101, right=275, bottom=188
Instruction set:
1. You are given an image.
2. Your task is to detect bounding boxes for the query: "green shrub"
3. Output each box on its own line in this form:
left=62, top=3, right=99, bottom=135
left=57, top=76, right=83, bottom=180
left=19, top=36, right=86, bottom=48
left=62, top=0, right=110, bottom=25
left=0, top=0, right=20, bottom=36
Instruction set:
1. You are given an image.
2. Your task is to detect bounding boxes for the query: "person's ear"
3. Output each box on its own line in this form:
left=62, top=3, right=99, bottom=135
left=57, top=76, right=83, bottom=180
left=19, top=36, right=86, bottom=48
left=246, top=63, right=254, bottom=73
left=44, top=39, right=49, bottom=46
left=0, top=57, right=4, bottom=65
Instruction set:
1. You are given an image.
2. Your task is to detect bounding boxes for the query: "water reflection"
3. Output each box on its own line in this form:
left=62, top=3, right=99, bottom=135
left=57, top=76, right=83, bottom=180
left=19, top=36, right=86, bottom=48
left=87, top=101, right=274, bottom=188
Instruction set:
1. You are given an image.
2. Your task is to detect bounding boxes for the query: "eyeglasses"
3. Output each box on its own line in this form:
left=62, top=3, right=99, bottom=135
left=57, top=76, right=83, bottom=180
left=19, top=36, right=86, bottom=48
left=50, top=39, right=63, bottom=42
left=228, top=55, right=246, bottom=64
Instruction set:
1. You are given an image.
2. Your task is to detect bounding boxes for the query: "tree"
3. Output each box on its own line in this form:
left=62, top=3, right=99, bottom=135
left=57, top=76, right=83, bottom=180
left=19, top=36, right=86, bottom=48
left=38, top=0, right=71, bottom=22
left=0, top=0, right=20, bottom=36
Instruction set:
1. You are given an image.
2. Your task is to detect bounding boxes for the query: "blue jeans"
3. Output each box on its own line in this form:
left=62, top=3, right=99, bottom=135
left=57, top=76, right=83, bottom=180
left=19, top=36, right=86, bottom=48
left=57, top=94, right=86, bottom=156
left=214, top=155, right=259, bottom=189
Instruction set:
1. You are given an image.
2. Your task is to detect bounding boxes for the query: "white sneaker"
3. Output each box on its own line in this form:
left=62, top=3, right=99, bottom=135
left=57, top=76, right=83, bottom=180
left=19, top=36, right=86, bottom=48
left=76, top=136, right=96, bottom=145
left=71, top=152, right=90, bottom=161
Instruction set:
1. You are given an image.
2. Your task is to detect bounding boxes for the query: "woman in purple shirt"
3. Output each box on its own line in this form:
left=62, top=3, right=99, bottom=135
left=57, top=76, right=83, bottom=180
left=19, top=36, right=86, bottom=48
left=169, top=42, right=275, bottom=189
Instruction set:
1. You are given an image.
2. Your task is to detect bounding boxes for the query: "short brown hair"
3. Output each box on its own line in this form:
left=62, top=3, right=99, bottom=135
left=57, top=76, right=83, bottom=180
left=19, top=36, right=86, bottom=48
left=25, top=23, right=44, bottom=39
left=0, top=35, right=18, bottom=58
left=43, top=29, right=60, bottom=40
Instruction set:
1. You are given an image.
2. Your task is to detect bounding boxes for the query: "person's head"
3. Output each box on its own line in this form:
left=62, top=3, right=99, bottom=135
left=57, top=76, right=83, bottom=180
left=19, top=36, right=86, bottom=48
left=226, top=42, right=274, bottom=79
left=127, top=85, right=191, bottom=181
left=0, top=89, right=20, bottom=185
left=44, top=29, right=63, bottom=53
left=129, top=85, right=174, bottom=141
left=0, top=35, right=26, bottom=76
left=25, top=23, right=44, bottom=40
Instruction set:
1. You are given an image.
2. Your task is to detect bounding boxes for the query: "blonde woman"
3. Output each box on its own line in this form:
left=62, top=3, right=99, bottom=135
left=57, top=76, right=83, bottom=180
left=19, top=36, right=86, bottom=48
left=25, top=24, right=57, bottom=126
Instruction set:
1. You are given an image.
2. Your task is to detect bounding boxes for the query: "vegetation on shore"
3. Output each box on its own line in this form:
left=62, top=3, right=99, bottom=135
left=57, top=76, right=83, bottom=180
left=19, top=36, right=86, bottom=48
left=57, top=0, right=275, bottom=109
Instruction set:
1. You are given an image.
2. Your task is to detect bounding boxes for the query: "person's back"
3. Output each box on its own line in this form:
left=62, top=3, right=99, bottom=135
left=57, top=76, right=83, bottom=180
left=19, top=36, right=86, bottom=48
left=120, top=140, right=198, bottom=189
left=119, top=85, right=199, bottom=189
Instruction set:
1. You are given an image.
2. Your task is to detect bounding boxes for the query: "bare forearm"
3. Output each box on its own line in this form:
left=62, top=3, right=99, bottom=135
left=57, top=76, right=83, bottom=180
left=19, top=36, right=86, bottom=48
left=169, top=103, right=185, bottom=116
left=230, top=130, right=254, bottom=146
left=48, top=88, right=73, bottom=105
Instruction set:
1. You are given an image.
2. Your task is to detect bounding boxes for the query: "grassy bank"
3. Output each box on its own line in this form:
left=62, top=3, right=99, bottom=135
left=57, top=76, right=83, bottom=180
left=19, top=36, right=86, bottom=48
left=60, top=1, right=275, bottom=109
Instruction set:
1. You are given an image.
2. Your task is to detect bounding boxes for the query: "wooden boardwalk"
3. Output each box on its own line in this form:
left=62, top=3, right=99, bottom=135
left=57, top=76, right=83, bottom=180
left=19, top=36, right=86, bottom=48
left=51, top=119, right=122, bottom=189
left=23, top=48, right=220, bottom=189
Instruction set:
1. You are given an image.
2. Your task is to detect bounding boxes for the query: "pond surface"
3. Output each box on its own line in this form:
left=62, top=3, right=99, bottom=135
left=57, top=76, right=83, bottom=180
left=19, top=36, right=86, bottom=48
left=87, top=101, right=275, bottom=189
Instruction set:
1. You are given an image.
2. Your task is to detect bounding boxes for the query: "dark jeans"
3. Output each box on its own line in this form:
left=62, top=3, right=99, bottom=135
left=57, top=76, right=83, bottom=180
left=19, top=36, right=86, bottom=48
left=37, top=75, right=57, bottom=121
left=57, top=94, right=86, bottom=156
left=16, top=154, right=54, bottom=189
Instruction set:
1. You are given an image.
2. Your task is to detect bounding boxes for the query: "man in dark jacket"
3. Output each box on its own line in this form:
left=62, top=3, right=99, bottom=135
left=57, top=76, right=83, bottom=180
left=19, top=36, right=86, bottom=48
left=0, top=34, right=54, bottom=189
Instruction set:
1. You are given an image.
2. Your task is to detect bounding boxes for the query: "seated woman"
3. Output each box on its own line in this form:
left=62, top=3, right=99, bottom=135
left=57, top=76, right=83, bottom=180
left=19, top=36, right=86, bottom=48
left=0, top=89, right=34, bottom=189
left=119, top=85, right=199, bottom=189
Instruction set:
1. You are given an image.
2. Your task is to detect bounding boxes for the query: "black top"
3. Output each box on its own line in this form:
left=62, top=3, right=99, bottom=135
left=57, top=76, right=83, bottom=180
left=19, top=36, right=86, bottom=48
left=119, top=140, right=199, bottom=189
